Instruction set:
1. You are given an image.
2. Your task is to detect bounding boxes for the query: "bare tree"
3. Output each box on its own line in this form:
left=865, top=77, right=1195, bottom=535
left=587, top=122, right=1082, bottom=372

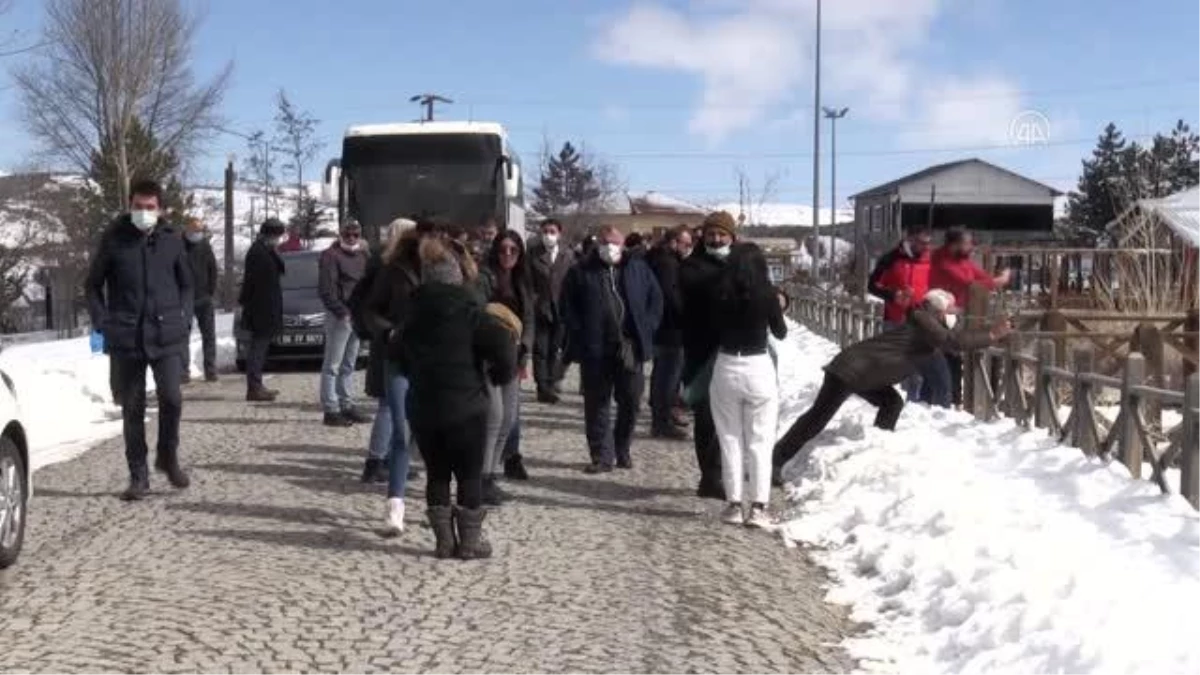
left=0, top=0, right=41, bottom=60
left=241, top=130, right=280, bottom=218
left=273, top=89, right=323, bottom=215
left=11, top=0, right=231, bottom=209
left=732, top=167, right=784, bottom=225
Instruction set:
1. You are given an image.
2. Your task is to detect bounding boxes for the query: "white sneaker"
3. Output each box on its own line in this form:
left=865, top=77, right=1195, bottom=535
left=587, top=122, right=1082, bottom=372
left=384, top=497, right=405, bottom=535
left=745, top=504, right=773, bottom=529
left=721, top=502, right=744, bottom=525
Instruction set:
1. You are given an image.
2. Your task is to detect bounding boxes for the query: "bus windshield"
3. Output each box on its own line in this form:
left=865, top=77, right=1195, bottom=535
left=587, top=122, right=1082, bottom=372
left=342, top=133, right=503, bottom=232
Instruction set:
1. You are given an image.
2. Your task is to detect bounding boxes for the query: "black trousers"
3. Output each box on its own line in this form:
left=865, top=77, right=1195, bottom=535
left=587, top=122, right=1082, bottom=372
left=193, top=301, right=217, bottom=378
left=581, top=357, right=644, bottom=466
left=691, top=400, right=722, bottom=488
left=774, top=373, right=904, bottom=467
left=114, top=353, right=184, bottom=479
left=946, top=353, right=964, bottom=407
left=533, top=317, right=566, bottom=395
left=649, top=344, right=685, bottom=432
left=416, top=412, right=488, bottom=509
left=245, top=333, right=273, bottom=391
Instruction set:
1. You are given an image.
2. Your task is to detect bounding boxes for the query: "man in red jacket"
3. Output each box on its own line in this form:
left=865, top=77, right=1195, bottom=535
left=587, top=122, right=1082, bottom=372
left=928, top=227, right=1012, bottom=406
left=867, top=225, right=933, bottom=401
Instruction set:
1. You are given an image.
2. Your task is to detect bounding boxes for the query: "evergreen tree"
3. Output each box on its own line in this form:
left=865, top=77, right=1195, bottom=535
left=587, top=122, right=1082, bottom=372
left=1067, top=123, right=1130, bottom=244
left=1166, top=119, right=1200, bottom=192
left=289, top=192, right=326, bottom=242
left=88, top=116, right=191, bottom=221
left=532, top=141, right=602, bottom=216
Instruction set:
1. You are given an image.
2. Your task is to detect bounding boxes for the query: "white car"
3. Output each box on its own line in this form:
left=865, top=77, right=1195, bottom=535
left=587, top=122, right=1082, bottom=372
left=0, top=365, right=28, bottom=569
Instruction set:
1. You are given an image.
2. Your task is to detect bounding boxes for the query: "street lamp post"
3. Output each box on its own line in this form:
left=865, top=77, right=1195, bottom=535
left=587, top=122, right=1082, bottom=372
left=823, top=106, right=849, bottom=286
left=811, top=0, right=822, bottom=284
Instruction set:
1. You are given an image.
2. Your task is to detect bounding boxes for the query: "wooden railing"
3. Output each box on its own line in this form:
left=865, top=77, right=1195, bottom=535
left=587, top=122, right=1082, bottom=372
left=782, top=281, right=1200, bottom=509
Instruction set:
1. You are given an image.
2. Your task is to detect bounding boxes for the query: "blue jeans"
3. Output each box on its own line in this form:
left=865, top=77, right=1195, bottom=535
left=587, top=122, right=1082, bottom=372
left=320, top=312, right=361, bottom=413
left=919, top=352, right=953, bottom=408
left=368, top=398, right=391, bottom=460
left=650, top=345, right=684, bottom=430
left=385, top=367, right=411, bottom=499
left=503, top=400, right=521, bottom=463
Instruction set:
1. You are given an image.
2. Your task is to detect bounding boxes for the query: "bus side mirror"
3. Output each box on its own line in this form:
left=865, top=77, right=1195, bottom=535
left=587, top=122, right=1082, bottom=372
left=322, top=159, right=341, bottom=202
left=504, top=160, right=520, bottom=199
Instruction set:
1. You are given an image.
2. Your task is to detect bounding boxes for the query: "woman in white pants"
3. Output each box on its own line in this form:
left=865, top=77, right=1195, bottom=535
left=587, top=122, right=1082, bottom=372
left=708, top=243, right=788, bottom=528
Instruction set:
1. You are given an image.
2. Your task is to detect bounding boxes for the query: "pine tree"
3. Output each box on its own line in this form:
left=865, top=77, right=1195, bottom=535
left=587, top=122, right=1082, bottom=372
left=532, top=142, right=602, bottom=216
left=1166, top=119, right=1200, bottom=193
left=88, top=116, right=191, bottom=220
left=289, top=192, right=327, bottom=242
left=1068, top=123, right=1130, bottom=244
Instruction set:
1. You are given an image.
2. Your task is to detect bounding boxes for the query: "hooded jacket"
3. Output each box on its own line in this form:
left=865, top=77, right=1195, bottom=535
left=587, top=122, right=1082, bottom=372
left=868, top=243, right=931, bottom=324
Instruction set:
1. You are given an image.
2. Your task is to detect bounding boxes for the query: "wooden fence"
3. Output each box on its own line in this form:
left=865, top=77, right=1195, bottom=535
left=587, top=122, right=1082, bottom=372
left=782, top=282, right=1200, bottom=509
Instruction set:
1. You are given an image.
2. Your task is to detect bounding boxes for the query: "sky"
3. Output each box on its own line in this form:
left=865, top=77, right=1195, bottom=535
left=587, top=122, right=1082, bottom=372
left=0, top=0, right=1197, bottom=209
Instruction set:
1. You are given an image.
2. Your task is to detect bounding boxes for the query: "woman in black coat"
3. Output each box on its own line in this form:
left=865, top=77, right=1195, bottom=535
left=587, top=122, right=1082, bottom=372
left=476, top=231, right=536, bottom=494
left=399, top=238, right=516, bottom=559
left=238, top=219, right=287, bottom=401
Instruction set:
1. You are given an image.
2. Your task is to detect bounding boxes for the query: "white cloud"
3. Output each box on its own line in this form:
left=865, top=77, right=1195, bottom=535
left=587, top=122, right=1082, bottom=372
left=592, top=0, right=1063, bottom=148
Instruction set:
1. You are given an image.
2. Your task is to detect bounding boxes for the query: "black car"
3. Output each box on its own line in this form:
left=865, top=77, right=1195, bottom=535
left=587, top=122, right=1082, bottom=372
left=234, top=249, right=368, bottom=371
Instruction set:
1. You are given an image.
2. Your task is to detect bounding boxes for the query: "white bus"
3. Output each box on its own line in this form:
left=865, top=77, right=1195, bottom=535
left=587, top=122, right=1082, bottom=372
left=323, top=120, right=526, bottom=244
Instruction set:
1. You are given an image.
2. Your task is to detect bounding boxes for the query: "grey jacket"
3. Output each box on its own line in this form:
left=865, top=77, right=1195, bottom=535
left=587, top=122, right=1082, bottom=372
left=318, top=244, right=368, bottom=318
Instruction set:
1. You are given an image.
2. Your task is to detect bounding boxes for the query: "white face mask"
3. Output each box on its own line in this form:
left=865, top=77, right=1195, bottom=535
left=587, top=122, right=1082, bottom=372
left=130, top=209, right=159, bottom=231
left=709, top=244, right=731, bottom=260
left=599, top=243, right=622, bottom=265
left=944, top=313, right=958, bottom=330
left=543, top=233, right=560, bottom=248
left=185, top=232, right=204, bottom=243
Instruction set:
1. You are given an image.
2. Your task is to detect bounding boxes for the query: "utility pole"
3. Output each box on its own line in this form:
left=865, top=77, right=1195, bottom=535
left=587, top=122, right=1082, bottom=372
left=811, top=0, right=822, bottom=284
left=223, top=155, right=236, bottom=310
left=410, top=93, right=454, bottom=122
left=823, top=106, right=849, bottom=285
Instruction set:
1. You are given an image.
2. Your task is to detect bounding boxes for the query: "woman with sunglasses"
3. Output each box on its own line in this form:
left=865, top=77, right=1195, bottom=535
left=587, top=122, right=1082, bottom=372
left=476, top=231, right=536, bottom=502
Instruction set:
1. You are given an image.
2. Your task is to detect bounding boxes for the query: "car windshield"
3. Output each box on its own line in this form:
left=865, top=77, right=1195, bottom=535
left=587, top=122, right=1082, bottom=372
left=281, top=254, right=320, bottom=290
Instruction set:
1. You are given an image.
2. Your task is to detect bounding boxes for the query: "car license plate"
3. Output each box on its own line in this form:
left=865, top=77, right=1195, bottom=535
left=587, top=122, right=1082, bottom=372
left=277, top=333, right=324, bottom=346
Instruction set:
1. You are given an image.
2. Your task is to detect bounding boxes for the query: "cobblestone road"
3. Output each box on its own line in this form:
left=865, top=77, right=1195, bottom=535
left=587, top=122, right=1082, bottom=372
left=0, top=370, right=855, bottom=674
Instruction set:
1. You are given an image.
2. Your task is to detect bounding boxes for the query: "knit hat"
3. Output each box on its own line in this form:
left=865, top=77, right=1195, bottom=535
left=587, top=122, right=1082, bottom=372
left=485, top=302, right=523, bottom=342
left=702, top=210, right=737, bottom=238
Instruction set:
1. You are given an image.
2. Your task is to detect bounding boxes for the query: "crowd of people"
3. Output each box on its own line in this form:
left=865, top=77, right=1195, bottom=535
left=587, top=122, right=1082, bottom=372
left=85, top=178, right=1014, bottom=561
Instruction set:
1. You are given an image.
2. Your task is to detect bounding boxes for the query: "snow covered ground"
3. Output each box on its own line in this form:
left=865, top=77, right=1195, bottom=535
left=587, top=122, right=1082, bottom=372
left=0, top=315, right=237, bottom=471
left=773, top=322, right=1200, bottom=674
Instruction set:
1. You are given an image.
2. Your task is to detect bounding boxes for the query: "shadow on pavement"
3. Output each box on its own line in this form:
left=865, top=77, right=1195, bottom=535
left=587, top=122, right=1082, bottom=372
left=194, top=461, right=334, bottom=480
left=257, top=443, right=347, bottom=456
left=506, top=492, right=700, bottom=521
left=33, top=487, right=120, bottom=499
left=185, top=527, right=427, bottom=556
left=185, top=418, right=293, bottom=426
left=166, top=500, right=355, bottom=526
left=530, top=473, right=674, bottom=503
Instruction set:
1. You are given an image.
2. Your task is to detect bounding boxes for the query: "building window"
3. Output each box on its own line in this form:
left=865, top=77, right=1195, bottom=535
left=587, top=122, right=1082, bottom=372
left=873, top=205, right=883, bottom=234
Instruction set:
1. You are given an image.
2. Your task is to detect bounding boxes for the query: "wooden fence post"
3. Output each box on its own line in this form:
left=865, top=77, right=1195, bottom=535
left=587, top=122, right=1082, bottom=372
left=1034, top=340, right=1056, bottom=429
left=1182, top=374, right=1199, bottom=509
left=1073, top=348, right=1099, bottom=456
left=963, top=283, right=991, bottom=414
left=1185, top=308, right=1198, bottom=380
left=1004, top=335, right=1023, bottom=422
left=1131, top=323, right=1164, bottom=428
left=1119, top=353, right=1146, bottom=479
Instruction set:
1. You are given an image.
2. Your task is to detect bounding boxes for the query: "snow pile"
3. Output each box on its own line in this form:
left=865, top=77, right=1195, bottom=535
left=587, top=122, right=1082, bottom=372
left=774, top=323, right=1200, bottom=674
left=794, top=236, right=854, bottom=272
left=628, top=191, right=707, bottom=214
left=0, top=315, right=237, bottom=471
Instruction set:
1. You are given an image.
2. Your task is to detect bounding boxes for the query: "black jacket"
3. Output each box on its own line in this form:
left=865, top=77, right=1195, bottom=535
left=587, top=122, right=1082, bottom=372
left=399, top=282, right=516, bottom=427
left=355, top=251, right=387, bottom=399
left=476, top=266, right=536, bottom=370
left=646, top=245, right=685, bottom=347
left=714, top=286, right=788, bottom=353
left=238, top=238, right=285, bottom=336
left=825, top=308, right=994, bottom=392
left=562, top=250, right=663, bottom=365
left=86, top=215, right=194, bottom=360
left=679, top=247, right=726, bottom=383
left=364, top=252, right=421, bottom=364
left=185, top=237, right=218, bottom=305
left=528, top=242, right=576, bottom=324
left=318, top=244, right=368, bottom=318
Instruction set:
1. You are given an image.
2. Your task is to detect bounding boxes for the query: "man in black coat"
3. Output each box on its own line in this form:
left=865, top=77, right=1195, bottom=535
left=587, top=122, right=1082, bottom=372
left=773, top=289, right=1013, bottom=473
left=527, top=218, right=576, bottom=403
left=239, top=219, right=287, bottom=402
left=680, top=211, right=737, bottom=499
left=646, top=224, right=693, bottom=439
left=86, top=179, right=194, bottom=501
left=183, top=217, right=219, bottom=383
left=563, top=225, right=663, bottom=473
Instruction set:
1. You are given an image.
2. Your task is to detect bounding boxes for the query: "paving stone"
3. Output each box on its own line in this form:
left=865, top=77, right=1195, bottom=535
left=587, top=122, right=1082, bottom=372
left=0, top=371, right=855, bottom=673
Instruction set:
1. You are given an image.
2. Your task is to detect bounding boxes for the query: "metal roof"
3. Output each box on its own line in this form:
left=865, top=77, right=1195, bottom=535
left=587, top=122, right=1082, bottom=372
left=1135, top=186, right=1200, bottom=247
left=849, top=158, right=1064, bottom=200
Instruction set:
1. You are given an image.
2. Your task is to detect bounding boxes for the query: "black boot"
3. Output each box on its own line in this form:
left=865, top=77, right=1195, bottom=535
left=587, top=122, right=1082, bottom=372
left=482, top=476, right=506, bottom=506
left=361, top=458, right=388, bottom=484
left=426, top=506, right=458, bottom=559
left=503, top=455, right=529, bottom=481
left=696, top=477, right=726, bottom=501
left=454, top=506, right=493, bottom=560
left=121, top=471, right=150, bottom=501
left=154, top=453, right=190, bottom=489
